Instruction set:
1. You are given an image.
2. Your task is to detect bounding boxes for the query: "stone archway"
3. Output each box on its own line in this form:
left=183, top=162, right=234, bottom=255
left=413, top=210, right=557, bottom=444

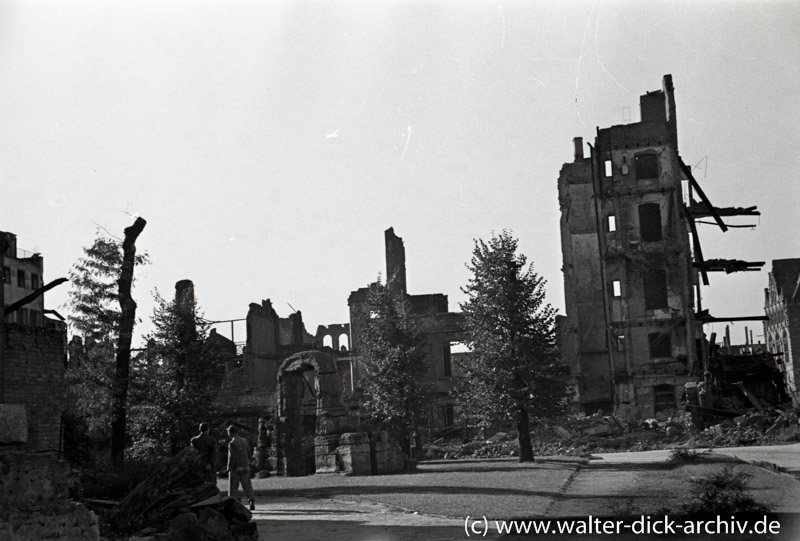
left=272, top=350, right=410, bottom=476
left=273, top=351, right=357, bottom=475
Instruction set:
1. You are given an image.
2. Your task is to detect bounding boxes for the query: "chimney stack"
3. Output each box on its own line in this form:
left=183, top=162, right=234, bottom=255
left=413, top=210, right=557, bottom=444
left=573, top=137, right=584, bottom=162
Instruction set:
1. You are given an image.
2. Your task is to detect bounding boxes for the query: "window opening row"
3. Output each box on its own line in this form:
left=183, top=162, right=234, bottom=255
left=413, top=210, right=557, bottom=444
left=604, top=154, right=659, bottom=180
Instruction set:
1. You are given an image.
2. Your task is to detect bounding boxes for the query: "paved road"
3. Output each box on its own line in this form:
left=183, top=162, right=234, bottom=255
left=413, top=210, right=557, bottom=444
left=242, top=446, right=800, bottom=540
left=594, top=442, right=800, bottom=473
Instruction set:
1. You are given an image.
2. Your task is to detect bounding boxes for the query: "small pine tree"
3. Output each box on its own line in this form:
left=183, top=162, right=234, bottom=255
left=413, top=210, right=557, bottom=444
left=355, top=278, right=429, bottom=454
left=456, top=231, right=568, bottom=462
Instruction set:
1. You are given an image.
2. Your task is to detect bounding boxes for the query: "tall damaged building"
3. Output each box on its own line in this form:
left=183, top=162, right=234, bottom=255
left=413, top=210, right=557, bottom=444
left=558, top=75, right=698, bottom=418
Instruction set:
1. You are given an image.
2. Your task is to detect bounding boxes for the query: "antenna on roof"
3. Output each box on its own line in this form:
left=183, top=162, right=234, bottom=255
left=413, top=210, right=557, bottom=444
left=287, top=303, right=297, bottom=313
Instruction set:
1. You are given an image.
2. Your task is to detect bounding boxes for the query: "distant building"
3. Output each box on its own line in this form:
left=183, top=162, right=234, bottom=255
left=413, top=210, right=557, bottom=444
left=348, top=228, right=465, bottom=430
left=2, top=231, right=45, bottom=326
left=764, top=258, right=800, bottom=405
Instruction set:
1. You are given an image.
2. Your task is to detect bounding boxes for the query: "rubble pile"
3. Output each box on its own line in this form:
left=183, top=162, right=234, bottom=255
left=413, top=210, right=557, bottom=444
left=423, top=407, right=800, bottom=460
left=106, top=448, right=257, bottom=541
left=686, top=408, right=800, bottom=448
left=0, top=451, right=100, bottom=541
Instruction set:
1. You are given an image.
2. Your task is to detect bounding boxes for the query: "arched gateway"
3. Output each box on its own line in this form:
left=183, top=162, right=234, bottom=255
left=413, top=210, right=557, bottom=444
left=272, top=351, right=407, bottom=476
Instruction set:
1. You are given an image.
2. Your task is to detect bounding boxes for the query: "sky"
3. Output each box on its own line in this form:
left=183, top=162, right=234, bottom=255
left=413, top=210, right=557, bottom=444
left=2, top=0, right=799, bottom=347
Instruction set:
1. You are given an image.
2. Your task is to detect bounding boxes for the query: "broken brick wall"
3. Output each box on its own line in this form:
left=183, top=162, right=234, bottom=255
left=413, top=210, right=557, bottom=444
left=2, top=324, right=66, bottom=452
left=0, top=451, right=99, bottom=541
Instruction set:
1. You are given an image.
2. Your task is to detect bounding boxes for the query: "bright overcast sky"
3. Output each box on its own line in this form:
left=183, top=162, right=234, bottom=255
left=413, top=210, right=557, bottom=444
left=2, top=1, right=799, bottom=346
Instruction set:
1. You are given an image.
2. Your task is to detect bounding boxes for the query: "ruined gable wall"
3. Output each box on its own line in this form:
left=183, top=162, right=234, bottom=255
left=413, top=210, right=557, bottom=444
left=558, top=157, right=611, bottom=407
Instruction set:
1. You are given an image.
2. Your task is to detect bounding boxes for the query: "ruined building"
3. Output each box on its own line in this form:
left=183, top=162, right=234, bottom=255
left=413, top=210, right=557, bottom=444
left=558, top=75, right=698, bottom=417
left=0, top=234, right=95, bottom=539
left=764, top=259, right=800, bottom=405
left=215, top=296, right=354, bottom=429
left=559, top=75, right=768, bottom=418
left=348, top=228, right=465, bottom=429
left=1, top=231, right=67, bottom=451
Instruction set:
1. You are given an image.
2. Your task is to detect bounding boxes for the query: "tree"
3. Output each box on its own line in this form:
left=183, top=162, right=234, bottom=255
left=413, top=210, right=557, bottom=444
left=128, top=284, right=222, bottom=461
left=456, top=231, right=567, bottom=462
left=112, top=217, right=146, bottom=466
left=355, top=278, right=429, bottom=454
left=65, top=231, right=148, bottom=463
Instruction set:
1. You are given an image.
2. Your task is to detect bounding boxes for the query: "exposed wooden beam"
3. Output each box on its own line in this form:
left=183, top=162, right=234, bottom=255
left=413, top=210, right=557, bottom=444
left=687, top=203, right=760, bottom=218
left=679, top=157, right=728, bottom=232
left=683, top=205, right=709, bottom=285
left=3, top=277, right=68, bottom=315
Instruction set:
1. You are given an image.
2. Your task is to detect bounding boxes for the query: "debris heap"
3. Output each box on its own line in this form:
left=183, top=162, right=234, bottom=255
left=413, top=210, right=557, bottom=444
left=107, top=448, right=258, bottom=540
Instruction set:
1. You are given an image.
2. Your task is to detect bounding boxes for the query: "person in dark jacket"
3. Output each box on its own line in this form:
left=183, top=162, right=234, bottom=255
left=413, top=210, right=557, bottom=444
left=227, top=425, right=255, bottom=510
left=190, top=422, right=218, bottom=484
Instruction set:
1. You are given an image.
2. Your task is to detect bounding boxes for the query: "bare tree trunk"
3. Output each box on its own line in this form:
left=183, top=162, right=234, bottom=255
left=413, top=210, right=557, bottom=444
left=516, top=401, right=534, bottom=463
left=112, top=217, right=146, bottom=467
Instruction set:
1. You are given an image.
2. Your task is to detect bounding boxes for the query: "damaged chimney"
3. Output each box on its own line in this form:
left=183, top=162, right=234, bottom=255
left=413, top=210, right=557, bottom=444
left=573, top=137, right=584, bottom=162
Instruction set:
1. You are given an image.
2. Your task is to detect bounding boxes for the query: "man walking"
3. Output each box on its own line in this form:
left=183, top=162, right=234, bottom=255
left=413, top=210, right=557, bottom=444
left=227, top=425, right=256, bottom=511
left=190, top=422, right=218, bottom=485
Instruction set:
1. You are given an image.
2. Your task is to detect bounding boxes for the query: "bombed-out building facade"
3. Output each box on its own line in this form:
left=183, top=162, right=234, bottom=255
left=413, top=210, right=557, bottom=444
left=348, top=228, right=465, bottom=429
left=558, top=74, right=777, bottom=419
left=558, top=75, right=699, bottom=418
left=214, top=227, right=464, bottom=438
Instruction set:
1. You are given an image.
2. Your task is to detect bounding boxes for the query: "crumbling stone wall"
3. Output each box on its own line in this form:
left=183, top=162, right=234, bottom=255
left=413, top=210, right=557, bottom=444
left=3, top=324, right=66, bottom=451
left=0, top=451, right=99, bottom=540
left=273, top=351, right=407, bottom=476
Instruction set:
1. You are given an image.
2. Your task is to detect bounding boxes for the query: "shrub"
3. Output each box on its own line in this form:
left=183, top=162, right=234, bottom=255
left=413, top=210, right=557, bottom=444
left=680, top=465, right=769, bottom=516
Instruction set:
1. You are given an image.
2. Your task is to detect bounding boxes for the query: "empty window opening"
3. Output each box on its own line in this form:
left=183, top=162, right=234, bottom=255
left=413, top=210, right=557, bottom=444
left=338, top=333, right=349, bottom=351
left=649, top=332, right=672, bottom=358
left=635, top=153, right=659, bottom=180
left=638, top=203, right=662, bottom=241
left=607, top=215, right=617, bottom=232
left=2, top=267, right=10, bottom=284
left=616, top=334, right=626, bottom=352
left=323, top=335, right=333, bottom=349
left=443, top=342, right=453, bottom=377
left=653, top=384, right=675, bottom=413
left=604, top=160, right=612, bottom=177
left=31, top=273, right=39, bottom=290
left=17, top=270, right=25, bottom=288
left=612, top=280, right=622, bottom=297
left=643, top=270, right=668, bottom=310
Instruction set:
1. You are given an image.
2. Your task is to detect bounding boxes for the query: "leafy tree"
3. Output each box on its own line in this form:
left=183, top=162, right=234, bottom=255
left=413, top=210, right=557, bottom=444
left=355, top=278, right=429, bottom=454
left=128, top=286, right=223, bottom=461
left=64, top=233, right=148, bottom=462
left=456, top=231, right=567, bottom=462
